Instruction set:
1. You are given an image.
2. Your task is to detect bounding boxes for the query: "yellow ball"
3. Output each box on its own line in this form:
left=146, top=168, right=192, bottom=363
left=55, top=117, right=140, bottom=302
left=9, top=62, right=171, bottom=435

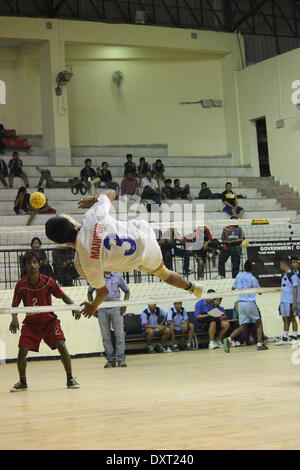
left=30, top=191, right=46, bottom=209
left=242, top=239, right=250, bottom=248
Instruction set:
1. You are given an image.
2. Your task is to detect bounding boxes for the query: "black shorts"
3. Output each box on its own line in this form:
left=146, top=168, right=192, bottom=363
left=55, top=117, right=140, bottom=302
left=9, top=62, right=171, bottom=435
left=199, top=316, right=222, bottom=333
left=10, top=169, right=23, bottom=177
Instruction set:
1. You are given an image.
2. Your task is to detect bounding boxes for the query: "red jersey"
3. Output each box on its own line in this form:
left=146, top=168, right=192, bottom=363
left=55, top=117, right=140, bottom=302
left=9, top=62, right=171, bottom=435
left=12, top=274, right=65, bottom=325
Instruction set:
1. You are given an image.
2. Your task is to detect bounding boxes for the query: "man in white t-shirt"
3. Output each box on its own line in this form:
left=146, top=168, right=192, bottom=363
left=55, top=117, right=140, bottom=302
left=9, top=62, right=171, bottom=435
left=140, top=170, right=162, bottom=206
left=45, top=190, right=202, bottom=318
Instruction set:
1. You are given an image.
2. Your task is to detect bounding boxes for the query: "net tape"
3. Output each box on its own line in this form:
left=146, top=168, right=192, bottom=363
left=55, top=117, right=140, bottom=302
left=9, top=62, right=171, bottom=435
left=0, top=287, right=281, bottom=315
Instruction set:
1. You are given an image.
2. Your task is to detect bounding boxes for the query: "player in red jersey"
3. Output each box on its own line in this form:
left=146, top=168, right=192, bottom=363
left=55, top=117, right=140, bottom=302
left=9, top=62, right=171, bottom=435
left=9, top=251, right=81, bottom=392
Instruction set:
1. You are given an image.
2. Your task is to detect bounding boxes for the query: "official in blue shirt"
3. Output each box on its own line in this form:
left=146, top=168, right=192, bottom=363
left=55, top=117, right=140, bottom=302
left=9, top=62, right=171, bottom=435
left=195, top=289, right=229, bottom=349
left=166, top=302, right=194, bottom=350
left=88, top=271, right=130, bottom=367
left=223, top=260, right=268, bottom=353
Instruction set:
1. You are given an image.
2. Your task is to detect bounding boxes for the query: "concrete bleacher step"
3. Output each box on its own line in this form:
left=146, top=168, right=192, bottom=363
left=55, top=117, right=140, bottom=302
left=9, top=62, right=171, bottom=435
left=72, top=155, right=234, bottom=167
left=70, top=145, right=168, bottom=158
left=1, top=209, right=296, bottom=227
left=9, top=155, right=50, bottom=166
left=2, top=146, right=45, bottom=157
left=20, top=165, right=253, bottom=178
left=4, top=175, right=243, bottom=189
left=0, top=197, right=282, bottom=215
left=0, top=187, right=261, bottom=201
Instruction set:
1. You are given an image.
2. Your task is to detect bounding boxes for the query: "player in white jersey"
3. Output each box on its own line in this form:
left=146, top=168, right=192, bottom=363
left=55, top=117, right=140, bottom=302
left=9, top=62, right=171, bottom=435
left=45, top=190, right=202, bottom=318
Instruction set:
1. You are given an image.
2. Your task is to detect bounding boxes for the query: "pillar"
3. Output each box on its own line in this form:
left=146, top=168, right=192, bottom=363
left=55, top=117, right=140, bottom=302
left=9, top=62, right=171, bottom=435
left=39, top=37, right=71, bottom=165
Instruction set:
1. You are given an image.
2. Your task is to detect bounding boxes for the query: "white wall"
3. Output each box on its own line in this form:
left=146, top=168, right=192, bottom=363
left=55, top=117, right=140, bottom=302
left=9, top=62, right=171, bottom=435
left=67, top=52, right=226, bottom=156
left=236, top=48, right=300, bottom=187
left=0, top=50, right=17, bottom=130
left=0, top=17, right=243, bottom=158
left=0, top=47, right=41, bottom=135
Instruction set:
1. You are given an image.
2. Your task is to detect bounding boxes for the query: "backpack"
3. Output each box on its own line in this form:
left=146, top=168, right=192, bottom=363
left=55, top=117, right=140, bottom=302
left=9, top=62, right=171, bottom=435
left=70, top=178, right=87, bottom=194
left=143, top=307, right=165, bottom=324
left=170, top=306, right=185, bottom=321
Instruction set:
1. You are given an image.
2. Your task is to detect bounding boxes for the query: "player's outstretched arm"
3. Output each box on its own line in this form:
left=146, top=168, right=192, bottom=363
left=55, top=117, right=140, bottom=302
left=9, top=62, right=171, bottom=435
left=78, top=190, right=116, bottom=209
left=80, top=286, right=109, bottom=318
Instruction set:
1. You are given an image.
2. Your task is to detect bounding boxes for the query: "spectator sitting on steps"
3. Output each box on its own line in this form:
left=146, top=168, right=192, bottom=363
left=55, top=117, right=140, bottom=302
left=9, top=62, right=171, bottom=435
left=88, top=162, right=119, bottom=196
left=80, top=159, right=97, bottom=187
left=14, top=186, right=30, bottom=214
left=152, top=159, right=165, bottom=184
left=120, top=171, right=140, bottom=201
left=222, top=182, right=244, bottom=219
left=173, top=179, right=191, bottom=200
left=162, top=179, right=177, bottom=200
left=140, top=170, right=163, bottom=206
left=0, top=157, right=8, bottom=187
left=8, top=152, right=29, bottom=189
left=137, top=157, right=151, bottom=178
left=198, top=182, right=212, bottom=199
left=124, top=154, right=137, bottom=176
left=0, top=124, right=6, bottom=155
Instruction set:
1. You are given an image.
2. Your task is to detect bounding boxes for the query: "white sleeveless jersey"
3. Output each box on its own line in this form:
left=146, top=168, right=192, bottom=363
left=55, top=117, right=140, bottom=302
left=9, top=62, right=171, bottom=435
left=74, top=194, right=160, bottom=288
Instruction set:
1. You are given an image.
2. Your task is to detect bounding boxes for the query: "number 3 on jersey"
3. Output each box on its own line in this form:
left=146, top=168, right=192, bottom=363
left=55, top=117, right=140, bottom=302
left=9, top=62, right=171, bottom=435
left=104, top=234, right=137, bottom=256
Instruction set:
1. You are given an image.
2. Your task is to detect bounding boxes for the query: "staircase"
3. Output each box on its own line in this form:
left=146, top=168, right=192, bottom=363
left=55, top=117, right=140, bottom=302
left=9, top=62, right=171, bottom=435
left=239, top=176, right=300, bottom=214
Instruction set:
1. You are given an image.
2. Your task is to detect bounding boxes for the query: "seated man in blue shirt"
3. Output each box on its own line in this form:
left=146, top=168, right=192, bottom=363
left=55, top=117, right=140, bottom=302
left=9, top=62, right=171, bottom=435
left=140, top=304, right=172, bottom=353
left=194, top=289, right=230, bottom=349
left=166, top=302, right=194, bottom=350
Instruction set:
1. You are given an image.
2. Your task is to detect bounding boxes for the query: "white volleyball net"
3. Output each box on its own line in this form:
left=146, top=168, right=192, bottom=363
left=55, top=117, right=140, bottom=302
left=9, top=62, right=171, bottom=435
left=0, top=217, right=294, bottom=249
left=0, top=278, right=280, bottom=316
left=0, top=217, right=294, bottom=291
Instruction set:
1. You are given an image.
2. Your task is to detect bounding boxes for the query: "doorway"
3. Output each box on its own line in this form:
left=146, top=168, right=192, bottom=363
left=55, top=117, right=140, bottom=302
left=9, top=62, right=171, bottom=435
left=255, top=117, right=271, bottom=177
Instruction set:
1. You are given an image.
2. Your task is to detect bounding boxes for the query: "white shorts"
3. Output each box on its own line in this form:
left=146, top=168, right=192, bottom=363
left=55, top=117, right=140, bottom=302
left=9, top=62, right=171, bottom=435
left=279, top=302, right=293, bottom=317
left=135, top=221, right=163, bottom=274
left=238, top=301, right=261, bottom=325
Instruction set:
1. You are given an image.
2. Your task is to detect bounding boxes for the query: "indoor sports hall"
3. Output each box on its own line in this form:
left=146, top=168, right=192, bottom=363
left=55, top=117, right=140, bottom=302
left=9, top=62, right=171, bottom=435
left=0, top=1, right=300, bottom=452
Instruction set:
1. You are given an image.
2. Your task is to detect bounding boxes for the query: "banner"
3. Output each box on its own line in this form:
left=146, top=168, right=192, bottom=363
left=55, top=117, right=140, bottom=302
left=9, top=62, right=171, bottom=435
left=247, top=240, right=300, bottom=287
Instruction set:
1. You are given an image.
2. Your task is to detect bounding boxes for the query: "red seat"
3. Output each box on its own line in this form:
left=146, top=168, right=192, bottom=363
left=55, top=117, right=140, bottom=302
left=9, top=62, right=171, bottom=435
left=5, top=129, right=17, bottom=137
left=2, top=132, right=31, bottom=151
left=2, top=138, right=15, bottom=148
